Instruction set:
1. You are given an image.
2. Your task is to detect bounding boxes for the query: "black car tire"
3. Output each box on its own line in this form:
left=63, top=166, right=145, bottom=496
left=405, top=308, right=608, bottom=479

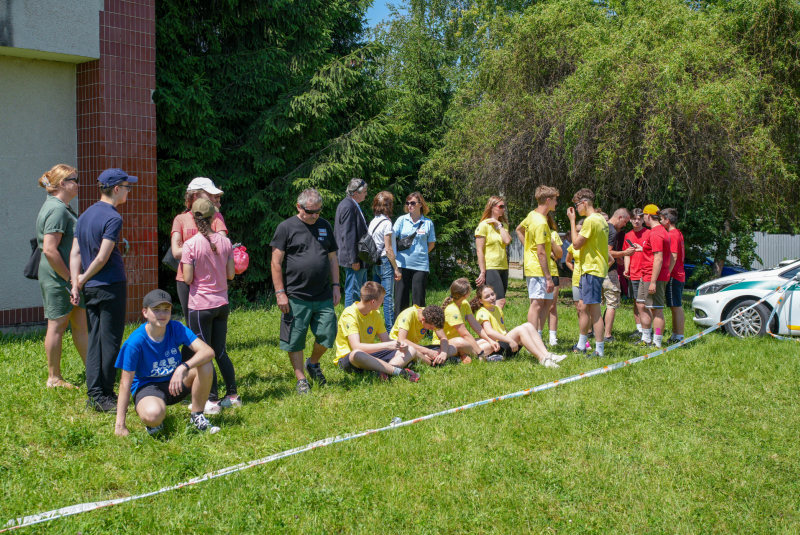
left=723, top=299, right=770, bottom=338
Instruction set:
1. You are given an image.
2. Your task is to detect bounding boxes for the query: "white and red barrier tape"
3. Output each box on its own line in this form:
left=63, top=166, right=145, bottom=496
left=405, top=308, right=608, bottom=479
left=3, top=280, right=797, bottom=532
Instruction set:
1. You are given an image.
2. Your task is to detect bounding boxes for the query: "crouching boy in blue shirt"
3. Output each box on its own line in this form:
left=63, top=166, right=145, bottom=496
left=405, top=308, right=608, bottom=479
left=115, top=289, right=219, bottom=436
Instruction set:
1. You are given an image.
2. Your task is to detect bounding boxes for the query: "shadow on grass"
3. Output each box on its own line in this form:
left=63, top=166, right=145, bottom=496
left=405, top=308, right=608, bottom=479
left=226, top=336, right=280, bottom=352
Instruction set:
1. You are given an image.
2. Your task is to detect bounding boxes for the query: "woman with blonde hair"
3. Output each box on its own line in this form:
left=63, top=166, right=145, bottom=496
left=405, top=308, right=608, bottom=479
left=35, top=164, right=88, bottom=388
left=475, top=196, right=512, bottom=309
left=393, top=192, right=436, bottom=318
left=369, top=191, right=402, bottom=331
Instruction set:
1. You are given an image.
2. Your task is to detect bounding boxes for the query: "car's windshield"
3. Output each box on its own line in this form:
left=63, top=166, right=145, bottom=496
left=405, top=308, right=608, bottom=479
left=779, top=265, right=800, bottom=280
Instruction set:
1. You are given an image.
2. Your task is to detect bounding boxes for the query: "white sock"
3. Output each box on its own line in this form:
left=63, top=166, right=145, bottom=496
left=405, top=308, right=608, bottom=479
left=578, top=334, right=588, bottom=348
left=636, top=324, right=643, bottom=332
left=596, top=341, right=605, bottom=356
left=654, top=334, right=663, bottom=347
left=549, top=330, right=558, bottom=342
left=642, top=329, right=652, bottom=343
left=392, top=367, right=402, bottom=376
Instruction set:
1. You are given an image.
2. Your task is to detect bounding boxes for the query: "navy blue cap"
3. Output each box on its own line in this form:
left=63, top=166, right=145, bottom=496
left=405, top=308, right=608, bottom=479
left=98, top=168, right=138, bottom=187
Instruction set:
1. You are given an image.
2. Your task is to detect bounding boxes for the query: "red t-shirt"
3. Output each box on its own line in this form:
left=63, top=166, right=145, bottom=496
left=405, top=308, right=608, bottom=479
left=171, top=211, right=228, bottom=282
left=624, top=228, right=649, bottom=281
left=641, top=224, right=672, bottom=282
left=668, top=227, right=685, bottom=282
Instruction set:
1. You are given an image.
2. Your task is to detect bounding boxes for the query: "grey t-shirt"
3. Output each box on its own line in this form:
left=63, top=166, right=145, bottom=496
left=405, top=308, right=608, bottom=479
left=607, top=224, right=618, bottom=269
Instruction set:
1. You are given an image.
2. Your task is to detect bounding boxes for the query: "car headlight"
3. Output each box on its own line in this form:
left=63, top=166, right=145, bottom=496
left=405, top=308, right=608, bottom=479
left=697, top=279, right=743, bottom=296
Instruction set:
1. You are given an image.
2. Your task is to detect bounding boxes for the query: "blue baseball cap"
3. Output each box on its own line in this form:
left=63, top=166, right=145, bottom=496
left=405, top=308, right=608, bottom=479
left=98, top=168, right=138, bottom=187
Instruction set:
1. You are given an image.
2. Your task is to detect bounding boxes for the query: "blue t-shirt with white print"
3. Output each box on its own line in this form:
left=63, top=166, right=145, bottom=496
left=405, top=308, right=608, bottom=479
left=115, top=320, right=197, bottom=395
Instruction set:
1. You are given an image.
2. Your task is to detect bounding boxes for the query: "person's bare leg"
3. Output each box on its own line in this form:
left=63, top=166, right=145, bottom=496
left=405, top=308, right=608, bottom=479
left=44, top=315, right=74, bottom=388
left=585, top=304, right=603, bottom=340
left=350, top=351, right=398, bottom=374
left=288, top=350, right=307, bottom=381
left=476, top=338, right=495, bottom=356
left=652, top=309, right=666, bottom=346
left=189, top=361, right=214, bottom=410
left=308, top=343, right=327, bottom=365
left=513, top=325, right=549, bottom=362
left=603, top=307, right=616, bottom=339
left=136, top=397, right=167, bottom=428
left=69, top=306, right=88, bottom=365
left=388, top=348, right=417, bottom=368
left=670, top=307, right=685, bottom=336
left=548, top=299, right=558, bottom=341
left=496, top=298, right=506, bottom=309
left=527, top=299, right=542, bottom=328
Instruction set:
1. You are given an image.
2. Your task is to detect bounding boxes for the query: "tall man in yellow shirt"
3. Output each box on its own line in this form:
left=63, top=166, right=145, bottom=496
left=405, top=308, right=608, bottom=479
left=515, top=186, right=559, bottom=331
left=567, top=188, right=609, bottom=357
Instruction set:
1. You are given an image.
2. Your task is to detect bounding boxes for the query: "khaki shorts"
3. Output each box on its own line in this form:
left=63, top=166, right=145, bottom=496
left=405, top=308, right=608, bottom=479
left=637, top=279, right=666, bottom=309
left=601, top=270, right=621, bottom=310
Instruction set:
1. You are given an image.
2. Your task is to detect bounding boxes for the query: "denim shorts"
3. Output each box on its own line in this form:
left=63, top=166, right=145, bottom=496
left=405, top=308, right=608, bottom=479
left=579, top=274, right=603, bottom=305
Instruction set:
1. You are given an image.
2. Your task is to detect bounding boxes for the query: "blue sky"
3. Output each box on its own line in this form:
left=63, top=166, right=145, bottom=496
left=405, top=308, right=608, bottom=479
left=365, top=1, right=396, bottom=27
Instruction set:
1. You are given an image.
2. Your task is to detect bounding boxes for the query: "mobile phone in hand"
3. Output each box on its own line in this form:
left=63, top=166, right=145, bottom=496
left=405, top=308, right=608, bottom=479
left=626, top=239, right=634, bottom=247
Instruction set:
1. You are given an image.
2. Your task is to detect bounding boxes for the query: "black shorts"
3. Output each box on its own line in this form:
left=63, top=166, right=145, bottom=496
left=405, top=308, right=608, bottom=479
left=498, top=341, right=519, bottom=359
left=485, top=269, right=509, bottom=300
left=338, top=349, right=397, bottom=374
left=133, top=380, right=191, bottom=408
left=666, top=278, right=685, bottom=307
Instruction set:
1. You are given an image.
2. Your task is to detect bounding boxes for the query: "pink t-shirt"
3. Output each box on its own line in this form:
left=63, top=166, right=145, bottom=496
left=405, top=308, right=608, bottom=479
left=181, top=232, right=232, bottom=311
left=171, top=212, right=228, bottom=282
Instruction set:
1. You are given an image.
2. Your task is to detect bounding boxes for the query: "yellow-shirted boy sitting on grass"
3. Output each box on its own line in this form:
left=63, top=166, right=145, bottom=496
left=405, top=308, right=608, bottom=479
left=390, top=304, right=457, bottom=366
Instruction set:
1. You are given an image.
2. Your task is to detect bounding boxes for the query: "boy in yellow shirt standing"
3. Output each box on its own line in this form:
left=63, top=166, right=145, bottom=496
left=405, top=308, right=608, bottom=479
left=334, top=281, right=420, bottom=381
left=515, top=186, right=560, bottom=334
left=567, top=188, right=609, bottom=357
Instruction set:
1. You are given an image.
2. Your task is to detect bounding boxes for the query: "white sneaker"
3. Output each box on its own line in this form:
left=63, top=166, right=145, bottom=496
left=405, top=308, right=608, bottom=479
left=190, top=413, right=220, bottom=434
left=549, top=353, right=568, bottom=363
left=188, top=400, right=222, bottom=414
left=543, top=357, right=560, bottom=369
left=549, top=338, right=559, bottom=346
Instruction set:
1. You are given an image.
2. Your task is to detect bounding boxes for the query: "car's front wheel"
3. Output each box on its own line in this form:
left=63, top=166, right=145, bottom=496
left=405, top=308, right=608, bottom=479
left=723, top=299, right=769, bottom=338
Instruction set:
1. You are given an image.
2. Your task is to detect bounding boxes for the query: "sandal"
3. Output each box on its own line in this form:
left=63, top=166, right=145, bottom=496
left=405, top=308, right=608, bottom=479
left=47, top=379, right=77, bottom=390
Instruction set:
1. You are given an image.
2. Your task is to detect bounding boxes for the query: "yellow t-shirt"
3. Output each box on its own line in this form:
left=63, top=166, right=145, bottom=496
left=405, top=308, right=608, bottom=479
left=334, top=303, right=387, bottom=363
left=568, top=244, right=582, bottom=287
left=577, top=213, right=609, bottom=278
left=475, top=306, right=507, bottom=335
left=432, top=301, right=473, bottom=345
left=475, top=220, right=509, bottom=270
left=548, top=229, right=563, bottom=277
left=521, top=211, right=551, bottom=277
left=390, top=305, right=428, bottom=344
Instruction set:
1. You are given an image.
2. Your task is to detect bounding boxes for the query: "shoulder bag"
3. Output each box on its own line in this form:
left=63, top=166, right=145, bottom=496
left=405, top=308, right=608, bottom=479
left=23, top=238, right=41, bottom=280
left=397, top=219, right=423, bottom=252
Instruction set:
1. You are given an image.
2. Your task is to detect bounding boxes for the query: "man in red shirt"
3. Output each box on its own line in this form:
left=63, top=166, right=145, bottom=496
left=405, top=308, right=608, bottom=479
left=660, top=208, right=685, bottom=343
left=634, top=204, right=672, bottom=348
left=623, top=208, right=649, bottom=340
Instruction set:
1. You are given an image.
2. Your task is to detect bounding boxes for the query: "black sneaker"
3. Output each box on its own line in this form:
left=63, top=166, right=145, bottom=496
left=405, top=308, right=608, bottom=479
left=629, top=331, right=643, bottom=340
left=604, top=336, right=616, bottom=343
left=446, top=356, right=461, bottom=365
left=296, top=378, right=311, bottom=395
left=146, top=424, right=164, bottom=436
left=304, top=359, right=327, bottom=386
left=485, top=354, right=504, bottom=362
left=87, top=396, right=117, bottom=413
left=190, top=413, right=220, bottom=434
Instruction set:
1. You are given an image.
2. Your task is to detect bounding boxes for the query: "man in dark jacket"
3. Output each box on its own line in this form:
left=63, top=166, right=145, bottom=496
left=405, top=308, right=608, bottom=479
left=335, top=179, right=369, bottom=307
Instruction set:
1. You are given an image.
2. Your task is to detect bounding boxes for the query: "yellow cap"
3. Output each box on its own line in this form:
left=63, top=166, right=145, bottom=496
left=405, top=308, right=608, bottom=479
left=643, top=204, right=660, bottom=215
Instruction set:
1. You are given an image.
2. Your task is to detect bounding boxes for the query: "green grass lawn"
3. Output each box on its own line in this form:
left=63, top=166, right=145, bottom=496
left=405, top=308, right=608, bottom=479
left=1, top=280, right=799, bottom=533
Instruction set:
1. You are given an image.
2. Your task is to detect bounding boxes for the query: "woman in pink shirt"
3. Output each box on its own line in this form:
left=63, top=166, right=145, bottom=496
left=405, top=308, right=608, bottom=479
left=182, top=198, right=238, bottom=411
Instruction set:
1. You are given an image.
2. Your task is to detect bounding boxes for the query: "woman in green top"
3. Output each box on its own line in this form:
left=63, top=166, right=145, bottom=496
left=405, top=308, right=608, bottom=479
left=36, top=164, right=88, bottom=389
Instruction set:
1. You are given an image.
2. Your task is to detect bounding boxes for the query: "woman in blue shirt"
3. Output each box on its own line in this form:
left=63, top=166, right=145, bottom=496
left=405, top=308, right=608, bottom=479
left=393, top=192, right=436, bottom=319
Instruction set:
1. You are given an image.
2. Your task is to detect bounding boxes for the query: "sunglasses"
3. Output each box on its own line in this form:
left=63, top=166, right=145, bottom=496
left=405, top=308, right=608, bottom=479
left=302, top=207, right=322, bottom=215
left=495, top=204, right=506, bottom=209
left=406, top=201, right=418, bottom=207
left=120, top=184, right=134, bottom=190
left=574, top=200, right=586, bottom=209
left=64, top=176, right=79, bottom=183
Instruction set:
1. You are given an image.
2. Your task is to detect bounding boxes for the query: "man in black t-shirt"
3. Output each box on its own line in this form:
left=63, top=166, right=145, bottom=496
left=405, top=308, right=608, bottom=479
left=601, top=208, right=635, bottom=341
left=270, top=188, right=341, bottom=395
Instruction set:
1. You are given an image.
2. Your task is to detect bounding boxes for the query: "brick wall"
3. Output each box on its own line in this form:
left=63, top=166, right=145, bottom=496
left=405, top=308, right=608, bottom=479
left=76, top=0, right=157, bottom=323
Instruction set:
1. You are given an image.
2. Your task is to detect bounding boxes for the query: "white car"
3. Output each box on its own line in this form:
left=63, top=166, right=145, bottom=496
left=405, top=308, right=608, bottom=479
left=692, top=260, right=800, bottom=338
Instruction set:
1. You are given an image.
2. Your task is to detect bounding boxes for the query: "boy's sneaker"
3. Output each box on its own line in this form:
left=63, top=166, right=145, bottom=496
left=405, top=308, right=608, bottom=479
left=571, top=344, right=587, bottom=355
left=629, top=331, right=643, bottom=340
left=372, top=370, right=390, bottom=381
left=486, top=354, right=504, bottom=362
left=190, top=413, right=220, bottom=434
left=188, top=400, right=222, bottom=414
left=296, top=379, right=311, bottom=395
left=399, top=368, right=420, bottom=382
left=305, top=359, right=327, bottom=386
left=542, top=357, right=560, bottom=369
left=634, top=340, right=655, bottom=349
left=588, top=351, right=604, bottom=358
left=666, top=335, right=684, bottom=344
left=604, top=336, right=615, bottom=343
left=219, top=395, right=242, bottom=408
left=146, top=424, right=163, bottom=436
left=446, top=356, right=461, bottom=365
left=87, top=396, right=116, bottom=413
left=549, top=353, right=568, bottom=363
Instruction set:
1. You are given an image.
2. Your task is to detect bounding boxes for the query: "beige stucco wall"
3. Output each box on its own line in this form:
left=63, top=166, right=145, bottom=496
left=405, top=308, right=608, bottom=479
left=0, top=55, right=78, bottom=312
left=0, top=0, right=100, bottom=62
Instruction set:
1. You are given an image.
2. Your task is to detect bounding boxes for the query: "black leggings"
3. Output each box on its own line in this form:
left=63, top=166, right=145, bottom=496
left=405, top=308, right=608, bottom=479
left=186, top=304, right=235, bottom=401
left=394, top=268, right=428, bottom=319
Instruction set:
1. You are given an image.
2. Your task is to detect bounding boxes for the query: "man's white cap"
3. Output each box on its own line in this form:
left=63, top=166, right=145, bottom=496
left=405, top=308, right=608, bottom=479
left=187, top=177, right=223, bottom=195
